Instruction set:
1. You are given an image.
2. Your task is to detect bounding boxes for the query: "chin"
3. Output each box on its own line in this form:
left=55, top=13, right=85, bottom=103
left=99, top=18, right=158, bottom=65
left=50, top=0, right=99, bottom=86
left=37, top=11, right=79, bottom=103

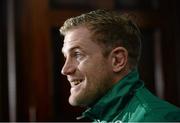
left=69, top=99, right=76, bottom=106
left=69, top=97, right=89, bottom=107
left=69, top=97, right=81, bottom=106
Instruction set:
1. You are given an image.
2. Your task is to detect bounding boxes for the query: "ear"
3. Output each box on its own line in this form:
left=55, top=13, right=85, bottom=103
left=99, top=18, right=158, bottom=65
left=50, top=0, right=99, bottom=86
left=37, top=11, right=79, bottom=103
left=110, top=47, right=128, bottom=72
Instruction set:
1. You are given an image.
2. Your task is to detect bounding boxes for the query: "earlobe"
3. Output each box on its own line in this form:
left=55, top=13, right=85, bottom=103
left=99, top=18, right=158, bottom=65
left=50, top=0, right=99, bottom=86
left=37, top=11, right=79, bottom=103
left=111, top=47, right=128, bottom=72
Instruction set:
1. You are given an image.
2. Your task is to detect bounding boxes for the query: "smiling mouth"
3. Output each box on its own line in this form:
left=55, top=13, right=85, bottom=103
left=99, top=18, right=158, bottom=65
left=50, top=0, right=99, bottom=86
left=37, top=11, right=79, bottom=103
left=71, top=80, right=83, bottom=87
left=70, top=80, right=83, bottom=93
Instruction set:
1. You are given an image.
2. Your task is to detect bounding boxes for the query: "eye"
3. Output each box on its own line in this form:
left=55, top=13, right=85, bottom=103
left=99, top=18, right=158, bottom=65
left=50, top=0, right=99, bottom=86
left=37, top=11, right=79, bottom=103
left=74, top=51, right=84, bottom=61
left=75, top=52, right=82, bottom=58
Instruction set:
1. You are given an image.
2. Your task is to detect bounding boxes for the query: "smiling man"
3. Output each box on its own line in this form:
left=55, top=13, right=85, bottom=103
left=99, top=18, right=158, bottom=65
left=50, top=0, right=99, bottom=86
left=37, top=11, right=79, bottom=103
left=61, top=27, right=118, bottom=107
left=60, top=9, right=180, bottom=122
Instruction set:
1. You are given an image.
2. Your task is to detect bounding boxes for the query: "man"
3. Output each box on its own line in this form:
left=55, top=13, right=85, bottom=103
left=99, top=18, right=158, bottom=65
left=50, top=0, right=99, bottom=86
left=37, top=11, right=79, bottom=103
left=60, top=9, right=180, bottom=122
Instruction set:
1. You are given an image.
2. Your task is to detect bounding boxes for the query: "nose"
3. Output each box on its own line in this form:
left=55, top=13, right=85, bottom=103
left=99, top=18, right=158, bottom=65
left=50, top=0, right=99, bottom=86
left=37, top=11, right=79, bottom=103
left=61, top=59, right=76, bottom=75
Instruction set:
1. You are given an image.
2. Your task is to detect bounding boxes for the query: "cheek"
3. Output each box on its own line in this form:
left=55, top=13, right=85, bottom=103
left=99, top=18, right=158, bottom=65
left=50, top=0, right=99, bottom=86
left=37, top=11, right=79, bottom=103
left=78, top=61, right=100, bottom=76
left=80, top=60, right=109, bottom=82
left=78, top=56, right=112, bottom=80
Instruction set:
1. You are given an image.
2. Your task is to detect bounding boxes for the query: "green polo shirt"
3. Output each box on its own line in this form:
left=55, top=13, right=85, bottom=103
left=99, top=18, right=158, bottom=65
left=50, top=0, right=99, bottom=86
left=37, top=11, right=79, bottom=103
left=82, top=69, right=180, bottom=122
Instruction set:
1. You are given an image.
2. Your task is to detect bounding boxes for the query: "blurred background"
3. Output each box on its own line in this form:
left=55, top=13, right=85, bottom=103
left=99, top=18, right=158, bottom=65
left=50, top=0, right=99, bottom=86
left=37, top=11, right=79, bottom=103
left=0, top=0, right=180, bottom=122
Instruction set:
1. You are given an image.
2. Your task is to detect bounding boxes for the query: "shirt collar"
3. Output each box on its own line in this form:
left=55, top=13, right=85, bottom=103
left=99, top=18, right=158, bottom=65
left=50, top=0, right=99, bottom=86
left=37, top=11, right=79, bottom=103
left=81, top=68, right=143, bottom=121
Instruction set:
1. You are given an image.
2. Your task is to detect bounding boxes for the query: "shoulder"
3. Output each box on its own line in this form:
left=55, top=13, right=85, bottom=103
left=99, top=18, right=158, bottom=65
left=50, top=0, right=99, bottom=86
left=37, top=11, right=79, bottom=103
left=133, top=87, right=180, bottom=122
left=113, top=86, right=180, bottom=122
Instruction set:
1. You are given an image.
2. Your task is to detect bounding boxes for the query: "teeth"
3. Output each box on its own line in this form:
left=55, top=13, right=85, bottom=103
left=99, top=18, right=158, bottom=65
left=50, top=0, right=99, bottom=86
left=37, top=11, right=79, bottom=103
left=73, top=80, right=81, bottom=85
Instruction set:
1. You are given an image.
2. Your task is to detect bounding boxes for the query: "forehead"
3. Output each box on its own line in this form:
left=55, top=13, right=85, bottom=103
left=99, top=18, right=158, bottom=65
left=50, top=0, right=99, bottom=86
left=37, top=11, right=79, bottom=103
left=62, top=27, right=102, bottom=54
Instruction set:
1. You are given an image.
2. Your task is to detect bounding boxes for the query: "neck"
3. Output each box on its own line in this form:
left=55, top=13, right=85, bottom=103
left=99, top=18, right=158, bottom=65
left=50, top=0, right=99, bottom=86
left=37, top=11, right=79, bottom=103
left=113, top=66, right=131, bottom=84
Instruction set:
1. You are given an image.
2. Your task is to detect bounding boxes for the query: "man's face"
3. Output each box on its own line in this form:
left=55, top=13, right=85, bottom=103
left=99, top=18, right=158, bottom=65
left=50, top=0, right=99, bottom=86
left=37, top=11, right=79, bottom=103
left=61, top=27, right=114, bottom=106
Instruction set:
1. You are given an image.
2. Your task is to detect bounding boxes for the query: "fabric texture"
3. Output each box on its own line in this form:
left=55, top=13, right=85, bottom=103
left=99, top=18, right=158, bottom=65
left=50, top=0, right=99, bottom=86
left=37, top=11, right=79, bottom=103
left=82, top=69, right=180, bottom=122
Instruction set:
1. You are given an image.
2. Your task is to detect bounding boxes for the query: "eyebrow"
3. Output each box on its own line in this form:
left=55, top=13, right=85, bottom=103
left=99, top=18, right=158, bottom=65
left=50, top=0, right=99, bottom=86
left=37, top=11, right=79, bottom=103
left=62, top=46, right=82, bottom=55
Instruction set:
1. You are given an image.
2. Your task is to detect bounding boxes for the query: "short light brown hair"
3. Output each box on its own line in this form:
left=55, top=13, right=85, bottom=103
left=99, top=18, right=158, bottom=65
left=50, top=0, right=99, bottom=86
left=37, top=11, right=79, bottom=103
left=60, top=9, right=142, bottom=69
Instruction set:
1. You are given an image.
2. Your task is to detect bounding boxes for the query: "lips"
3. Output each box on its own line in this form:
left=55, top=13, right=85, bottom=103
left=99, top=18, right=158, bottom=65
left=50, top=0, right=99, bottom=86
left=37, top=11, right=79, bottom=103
left=73, top=80, right=81, bottom=85
left=71, top=80, right=81, bottom=86
left=69, top=79, right=83, bottom=87
left=69, top=79, right=83, bottom=93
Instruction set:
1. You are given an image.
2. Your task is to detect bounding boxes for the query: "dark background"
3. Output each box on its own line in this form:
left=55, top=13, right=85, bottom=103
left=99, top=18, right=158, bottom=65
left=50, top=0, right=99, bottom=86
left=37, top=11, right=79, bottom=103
left=1, top=0, right=180, bottom=121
